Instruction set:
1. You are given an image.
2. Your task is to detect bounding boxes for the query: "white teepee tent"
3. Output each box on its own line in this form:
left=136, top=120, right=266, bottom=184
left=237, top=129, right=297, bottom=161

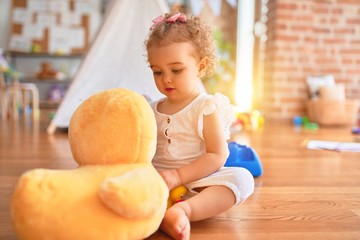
left=47, top=0, right=169, bottom=133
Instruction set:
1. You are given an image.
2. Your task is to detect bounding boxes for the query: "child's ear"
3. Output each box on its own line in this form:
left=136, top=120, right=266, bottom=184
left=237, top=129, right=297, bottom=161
left=198, top=57, right=208, bottom=77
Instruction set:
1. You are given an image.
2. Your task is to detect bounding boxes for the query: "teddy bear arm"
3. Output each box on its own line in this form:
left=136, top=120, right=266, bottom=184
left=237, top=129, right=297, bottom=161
left=99, top=168, right=168, bottom=219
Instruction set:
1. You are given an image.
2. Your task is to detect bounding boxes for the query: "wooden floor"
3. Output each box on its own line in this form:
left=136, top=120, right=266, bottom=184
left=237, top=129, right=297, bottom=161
left=1, top=112, right=360, bottom=240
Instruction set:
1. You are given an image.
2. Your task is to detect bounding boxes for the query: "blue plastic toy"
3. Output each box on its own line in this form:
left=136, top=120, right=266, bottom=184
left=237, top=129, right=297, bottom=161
left=225, top=142, right=263, bottom=177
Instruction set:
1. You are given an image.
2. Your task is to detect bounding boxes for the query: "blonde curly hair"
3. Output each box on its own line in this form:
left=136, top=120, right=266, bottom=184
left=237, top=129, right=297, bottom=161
left=144, top=12, right=217, bottom=77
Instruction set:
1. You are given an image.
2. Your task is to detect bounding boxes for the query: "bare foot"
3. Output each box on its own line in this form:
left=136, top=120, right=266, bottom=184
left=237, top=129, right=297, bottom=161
left=160, top=202, right=191, bottom=240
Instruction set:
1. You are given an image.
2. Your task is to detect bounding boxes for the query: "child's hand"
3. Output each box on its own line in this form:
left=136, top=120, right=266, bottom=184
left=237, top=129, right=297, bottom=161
left=159, top=169, right=181, bottom=190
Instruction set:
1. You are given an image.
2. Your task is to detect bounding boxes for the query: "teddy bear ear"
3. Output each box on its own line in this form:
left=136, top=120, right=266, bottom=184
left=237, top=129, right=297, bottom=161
left=68, top=88, right=157, bottom=166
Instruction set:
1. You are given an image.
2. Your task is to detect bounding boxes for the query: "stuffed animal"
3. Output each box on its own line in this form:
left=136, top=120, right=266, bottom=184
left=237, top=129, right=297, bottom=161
left=36, top=62, right=58, bottom=79
left=11, top=88, right=169, bottom=240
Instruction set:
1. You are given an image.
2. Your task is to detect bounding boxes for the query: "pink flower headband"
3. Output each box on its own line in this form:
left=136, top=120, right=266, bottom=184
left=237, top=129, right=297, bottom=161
left=150, top=13, right=187, bottom=30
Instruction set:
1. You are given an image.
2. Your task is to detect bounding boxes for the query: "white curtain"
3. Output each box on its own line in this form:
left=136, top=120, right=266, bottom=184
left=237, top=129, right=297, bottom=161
left=189, top=0, right=237, bottom=16
left=49, top=0, right=169, bottom=131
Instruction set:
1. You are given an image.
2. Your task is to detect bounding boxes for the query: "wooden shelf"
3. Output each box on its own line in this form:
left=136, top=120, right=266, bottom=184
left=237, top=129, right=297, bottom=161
left=6, top=51, right=83, bottom=58
left=40, top=100, right=62, bottom=109
left=21, top=77, right=71, bottom=83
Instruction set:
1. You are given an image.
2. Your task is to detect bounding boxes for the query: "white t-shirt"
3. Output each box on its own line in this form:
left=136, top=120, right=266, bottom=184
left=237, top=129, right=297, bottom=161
left=151, top=93, right=233, bottom=171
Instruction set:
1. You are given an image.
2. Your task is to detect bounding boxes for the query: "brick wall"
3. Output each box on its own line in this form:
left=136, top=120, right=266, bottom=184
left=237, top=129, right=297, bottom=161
left=260, top=0, right=360, bottom=120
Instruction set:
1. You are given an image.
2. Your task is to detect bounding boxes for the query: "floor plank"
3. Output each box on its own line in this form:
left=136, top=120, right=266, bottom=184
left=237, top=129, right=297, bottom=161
left=1, top=114, right=359, bottom=240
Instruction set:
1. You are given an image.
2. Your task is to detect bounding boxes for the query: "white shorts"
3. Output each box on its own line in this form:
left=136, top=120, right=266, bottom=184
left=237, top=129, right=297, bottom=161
left=185, top=167, right=255, bottom=205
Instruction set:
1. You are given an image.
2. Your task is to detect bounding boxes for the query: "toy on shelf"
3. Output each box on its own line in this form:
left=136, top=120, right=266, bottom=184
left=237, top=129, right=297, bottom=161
left=352, top=127, right=360, bottom=135
left=36, top=62, right=65, bottom=80
left=0, top=48, right=9, bottom=72
left=225, top=142, right=263, bottom=177
left=353, top=126, right=360, bottom=142
left=47, top=84, right=67, bottom=102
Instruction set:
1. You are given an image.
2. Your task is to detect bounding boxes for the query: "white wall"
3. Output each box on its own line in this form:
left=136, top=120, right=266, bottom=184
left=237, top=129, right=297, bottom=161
left=0, top=1, right=102, bottom=51
left=0, top=1, right=103, bottom=73
left=0, top=1, right=102, bottom=102
left=0, top=1, right=12, bottom=49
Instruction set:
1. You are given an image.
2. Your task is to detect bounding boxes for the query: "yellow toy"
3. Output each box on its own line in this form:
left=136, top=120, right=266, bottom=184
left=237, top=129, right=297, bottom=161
left=167, top=186, right=187, bottom=208
left=11, top=88, right=169, bottom=240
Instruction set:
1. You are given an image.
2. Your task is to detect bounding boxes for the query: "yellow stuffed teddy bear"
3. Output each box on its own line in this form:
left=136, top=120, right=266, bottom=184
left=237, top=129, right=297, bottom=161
left=11, top=88, right=169, bottom=240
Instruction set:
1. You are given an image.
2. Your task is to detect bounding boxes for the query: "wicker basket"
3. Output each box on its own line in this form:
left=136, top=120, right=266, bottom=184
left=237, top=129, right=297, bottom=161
left=307, top=99, right=359, bottom=126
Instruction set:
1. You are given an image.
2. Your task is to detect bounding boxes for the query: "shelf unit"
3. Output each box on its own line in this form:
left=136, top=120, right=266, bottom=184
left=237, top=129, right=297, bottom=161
left=5, top=51, right=83, bottom=108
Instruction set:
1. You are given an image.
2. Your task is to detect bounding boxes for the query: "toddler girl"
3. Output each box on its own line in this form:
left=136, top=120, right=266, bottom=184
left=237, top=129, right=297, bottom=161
left=144, top=12, right=254, bottom=240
